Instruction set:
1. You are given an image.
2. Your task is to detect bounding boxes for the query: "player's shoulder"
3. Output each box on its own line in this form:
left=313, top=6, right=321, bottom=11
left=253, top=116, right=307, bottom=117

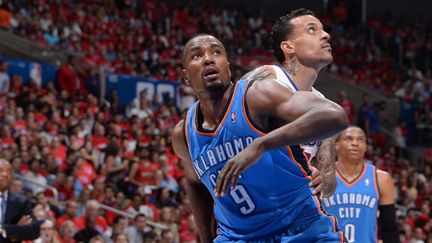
left=172, top=119, right=192, bottom=161
left=241, top=65, right=277, bottom=82
left=247, top=75, right=292, bottom=98
left=172, top=120, right=185, bottom=141
left=311, top=87, right=325, bottom=98
left=251, top=65, right=276, bottom=74
left=376, top=168, right=394, bottom=187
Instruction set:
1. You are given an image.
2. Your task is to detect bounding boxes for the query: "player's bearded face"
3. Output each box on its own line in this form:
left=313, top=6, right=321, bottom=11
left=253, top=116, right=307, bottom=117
left=290, top=15, right=333, bottom=69
left=183, top=36, right=231, bottom=95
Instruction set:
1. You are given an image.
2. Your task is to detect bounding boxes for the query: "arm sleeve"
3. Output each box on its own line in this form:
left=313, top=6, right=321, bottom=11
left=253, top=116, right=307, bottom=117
left=378, top=204, right=399, bottom=243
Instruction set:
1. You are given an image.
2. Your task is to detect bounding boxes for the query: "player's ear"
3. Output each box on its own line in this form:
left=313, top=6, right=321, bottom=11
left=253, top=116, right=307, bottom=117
left=280, top=40, right=295, bottom=57
left=182, top=69, right=191, bottom=86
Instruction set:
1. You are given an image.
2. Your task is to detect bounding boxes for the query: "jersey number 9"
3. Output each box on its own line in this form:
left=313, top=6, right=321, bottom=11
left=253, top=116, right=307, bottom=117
left=230, top=185, right=255, bottom=215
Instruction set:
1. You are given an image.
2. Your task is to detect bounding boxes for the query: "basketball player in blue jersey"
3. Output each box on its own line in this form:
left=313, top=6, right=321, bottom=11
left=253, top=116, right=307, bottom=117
left=322, top=126, right=399, bottom=243
left=172, top=33, right=348, bottom=242
left=234, top=9, right=338, bottom=198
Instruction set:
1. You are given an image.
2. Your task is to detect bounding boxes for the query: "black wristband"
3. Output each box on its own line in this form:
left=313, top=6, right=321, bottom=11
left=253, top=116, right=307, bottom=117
left=378, top=204, right=399, bottom=243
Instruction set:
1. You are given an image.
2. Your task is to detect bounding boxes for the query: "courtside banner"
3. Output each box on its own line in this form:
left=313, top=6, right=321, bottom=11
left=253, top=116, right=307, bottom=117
left=0, top=57, right=56, bottom=86
left=106, top=73, right=181, bottom=107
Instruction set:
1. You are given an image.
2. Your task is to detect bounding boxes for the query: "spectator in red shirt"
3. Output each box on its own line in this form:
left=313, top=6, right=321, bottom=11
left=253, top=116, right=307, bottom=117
left=179, top=214, right=197, bottom=243
left=57, top=56, right=87, bottom=96
left=0, top=4, right=11, bottom=29
left=91, top=177, right=106, bottom=202
left=75, top=200, right=109, bottom=233
left=128, top=148, right=159, bottom=188
left=74, top=156, right=96, bottom=188
left=45, top=171, right=73, bottom=203
left=91, top=122, right=109, bottom=151
left=56, top=200, right=79, bottom=228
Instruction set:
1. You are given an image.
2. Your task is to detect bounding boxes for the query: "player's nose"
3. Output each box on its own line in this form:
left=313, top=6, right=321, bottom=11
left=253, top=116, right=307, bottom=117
left=321, top=30, right=331, bottom=42
left=203, top=51, right=215, bottom=65
left=351, top=140, right=359, bottom=146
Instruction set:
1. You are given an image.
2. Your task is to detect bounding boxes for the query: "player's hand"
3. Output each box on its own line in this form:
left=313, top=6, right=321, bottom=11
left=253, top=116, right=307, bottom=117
left=309, top=166, right=323, bottom=195
left=215, top=139, right=265, bottom=197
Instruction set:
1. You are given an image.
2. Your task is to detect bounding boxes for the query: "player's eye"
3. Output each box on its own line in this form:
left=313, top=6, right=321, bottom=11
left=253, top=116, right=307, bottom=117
left=213, top=49, right=222, bottom=55
left=308, top=27, right=316, bottom=34
left=192, top=52, right=201, bottom=60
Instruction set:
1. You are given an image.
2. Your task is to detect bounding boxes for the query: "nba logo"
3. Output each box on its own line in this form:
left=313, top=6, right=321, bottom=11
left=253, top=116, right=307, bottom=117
left=231, top=112, right=236, bottom=123
left=365, top=178, right=370, bottom=186
left=29, top=63, right=42, bottom=86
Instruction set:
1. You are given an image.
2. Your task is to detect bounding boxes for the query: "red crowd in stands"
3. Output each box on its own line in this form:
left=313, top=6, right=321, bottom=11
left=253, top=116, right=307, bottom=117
left=0, top=0, right=430, bottom=242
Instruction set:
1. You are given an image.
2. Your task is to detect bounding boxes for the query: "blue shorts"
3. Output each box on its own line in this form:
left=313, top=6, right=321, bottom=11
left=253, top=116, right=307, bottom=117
left=214, top=209, right=345, bottom=243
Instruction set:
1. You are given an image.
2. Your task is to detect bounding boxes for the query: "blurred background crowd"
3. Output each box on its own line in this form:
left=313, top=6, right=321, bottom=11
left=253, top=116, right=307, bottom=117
left=0, top=0, right=431, bottom=242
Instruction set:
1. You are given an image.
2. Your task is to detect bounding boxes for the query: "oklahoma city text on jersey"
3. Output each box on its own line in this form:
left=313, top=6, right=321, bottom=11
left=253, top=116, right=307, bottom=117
left=322, top=193, right=377, bottom=219
left=192, top=136, right=254, bottom=185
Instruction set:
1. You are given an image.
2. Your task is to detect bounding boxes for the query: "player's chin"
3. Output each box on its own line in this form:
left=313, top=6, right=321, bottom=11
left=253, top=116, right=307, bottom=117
left=323, top=53, right=333, bottom=62
left=318, top=57, right=333, bottom=68
left=205, top=80, right=226, bottom=92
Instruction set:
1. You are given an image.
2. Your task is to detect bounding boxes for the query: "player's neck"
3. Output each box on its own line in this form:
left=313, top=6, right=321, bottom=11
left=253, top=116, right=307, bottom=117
left=198, top=83, right=234, bottom=125
left=336, top=159, right=364, bottom=178
left=283, top=63, right=317, bottom=91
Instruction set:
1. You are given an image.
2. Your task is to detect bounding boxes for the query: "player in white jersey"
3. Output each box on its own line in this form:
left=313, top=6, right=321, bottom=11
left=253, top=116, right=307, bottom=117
left=239, top=8, right=337, bottom=197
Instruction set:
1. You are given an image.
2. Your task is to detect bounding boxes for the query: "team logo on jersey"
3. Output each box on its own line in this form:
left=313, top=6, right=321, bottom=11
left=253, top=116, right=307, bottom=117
left=231, top=112, right=236, bottom=123
left=365, top=178, right=370, bottom=186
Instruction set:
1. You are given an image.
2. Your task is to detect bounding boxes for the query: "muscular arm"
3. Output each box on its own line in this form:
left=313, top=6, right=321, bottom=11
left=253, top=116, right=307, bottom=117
left=172, top=121, right=215, bottom=242
left=377, top=169, right=399, bottom=243
left=249, top=79, right=348, bottom=150
left=314, top=137, right=337, bottom=198
left=377, top=170, right=395, bottom=205
left=216, top=79, right=349, bottom=195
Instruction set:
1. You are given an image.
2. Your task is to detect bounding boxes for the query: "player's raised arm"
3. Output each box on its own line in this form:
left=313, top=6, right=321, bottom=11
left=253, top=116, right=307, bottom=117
left=215, top=79, right=348, bottom=196
left=171, top=121, right=215, bottom=242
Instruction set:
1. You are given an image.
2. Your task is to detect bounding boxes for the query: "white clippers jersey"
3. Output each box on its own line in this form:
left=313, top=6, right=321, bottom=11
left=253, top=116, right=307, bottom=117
left=269, top=64, right=324, bottom=163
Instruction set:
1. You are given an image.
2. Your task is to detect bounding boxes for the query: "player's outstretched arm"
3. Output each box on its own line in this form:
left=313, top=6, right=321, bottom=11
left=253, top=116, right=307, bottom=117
left=172, top=121, right=215, bottom=242
left=377, top=170, right=399, bottom=243
left=215, top=79, right=349, bottom=196
left=314, top=136, right=337, bottom=198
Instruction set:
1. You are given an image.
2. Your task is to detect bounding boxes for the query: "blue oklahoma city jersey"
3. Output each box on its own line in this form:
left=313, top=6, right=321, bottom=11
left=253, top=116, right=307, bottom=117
left=185, top=80, right=327, bottom=240
left=322, top=163, right=379, bottom=243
